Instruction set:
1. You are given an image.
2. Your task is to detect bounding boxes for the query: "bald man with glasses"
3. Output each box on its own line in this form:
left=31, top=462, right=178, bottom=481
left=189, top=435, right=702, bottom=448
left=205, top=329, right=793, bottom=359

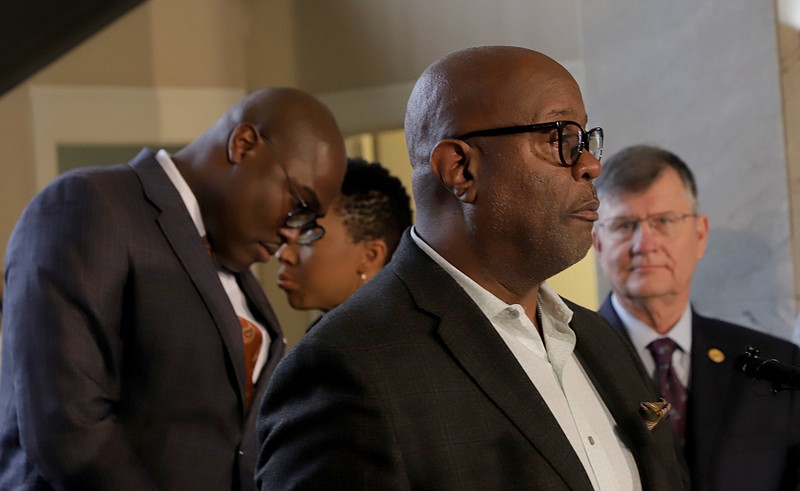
left=257, top=46, right=687, bottom=491
left=592, top=145, right=800, bottom=490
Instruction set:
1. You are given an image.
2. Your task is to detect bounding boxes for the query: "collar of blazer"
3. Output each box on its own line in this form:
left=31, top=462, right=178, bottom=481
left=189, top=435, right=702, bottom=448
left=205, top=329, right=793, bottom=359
left=130, top=150, right=254, bottom=411
left=390, top=233, right=684, bottom=489
left=388, top=232, right=595, bottom=490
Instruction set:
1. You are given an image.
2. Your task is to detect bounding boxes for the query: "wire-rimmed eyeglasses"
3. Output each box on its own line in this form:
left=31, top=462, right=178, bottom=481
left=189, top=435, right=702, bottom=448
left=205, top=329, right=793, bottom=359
left=260, top=133, right=325, bottom=246
left=456, top=120, right=603, bottom=168
left=596, top=212, right=697, bottom=241
left=280, top=171, right=325, bottom=246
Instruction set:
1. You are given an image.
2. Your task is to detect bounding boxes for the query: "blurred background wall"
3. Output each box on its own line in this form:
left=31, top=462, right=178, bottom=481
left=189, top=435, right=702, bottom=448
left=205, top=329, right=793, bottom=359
left=1, top=0, right=798, bottom=346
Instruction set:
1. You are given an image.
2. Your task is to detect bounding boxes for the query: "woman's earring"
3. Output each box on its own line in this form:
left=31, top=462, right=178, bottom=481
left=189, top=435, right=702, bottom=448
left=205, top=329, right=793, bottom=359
left=359, top=272, right=367, bottom=283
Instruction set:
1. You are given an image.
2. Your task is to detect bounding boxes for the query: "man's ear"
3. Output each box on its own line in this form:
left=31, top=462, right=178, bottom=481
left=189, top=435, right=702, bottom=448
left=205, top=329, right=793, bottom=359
left=591, top=227, right=603, bottom=253
left=359, top=239, right=389, bottom=278
left=695, top=214, right=710, bottom=260
left=227, top=123, right=260, bottom=164
left=430, top=139, right=477, bottom=203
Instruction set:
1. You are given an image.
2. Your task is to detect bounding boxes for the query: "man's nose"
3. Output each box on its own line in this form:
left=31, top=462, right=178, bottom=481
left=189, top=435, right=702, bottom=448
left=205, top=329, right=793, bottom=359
left=631, top=220, right=660, bottom=253
left=278, top=227, right=302, bottom=243
left=572, top=151, right=602, bottom=181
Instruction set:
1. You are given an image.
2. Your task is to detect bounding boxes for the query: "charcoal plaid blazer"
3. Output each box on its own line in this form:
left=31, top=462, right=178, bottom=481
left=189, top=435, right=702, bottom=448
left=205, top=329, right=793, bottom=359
left=599, top=297, right=800, bottom=490
left=0, top=149, right=284, bottom=490
left=256, top=232, right=687, bottom=490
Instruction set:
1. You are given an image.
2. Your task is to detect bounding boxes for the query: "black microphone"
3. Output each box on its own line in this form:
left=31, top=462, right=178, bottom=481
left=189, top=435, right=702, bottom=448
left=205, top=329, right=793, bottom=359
left=734, top=346, right=800, bottom=391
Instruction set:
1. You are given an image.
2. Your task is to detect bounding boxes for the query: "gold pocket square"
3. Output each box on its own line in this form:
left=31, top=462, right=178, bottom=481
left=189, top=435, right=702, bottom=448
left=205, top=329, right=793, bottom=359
left=638, top=398, right=671, bottom=431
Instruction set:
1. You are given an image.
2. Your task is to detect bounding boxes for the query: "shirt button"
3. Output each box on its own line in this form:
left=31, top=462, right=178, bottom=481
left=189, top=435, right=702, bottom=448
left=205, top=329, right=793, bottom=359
left=588, top=436, right=595, bottom=445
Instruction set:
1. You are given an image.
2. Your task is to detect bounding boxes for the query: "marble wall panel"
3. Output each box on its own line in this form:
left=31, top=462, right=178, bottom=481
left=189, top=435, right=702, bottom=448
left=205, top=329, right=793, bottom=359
left=581, top=0, right=796, bottom=341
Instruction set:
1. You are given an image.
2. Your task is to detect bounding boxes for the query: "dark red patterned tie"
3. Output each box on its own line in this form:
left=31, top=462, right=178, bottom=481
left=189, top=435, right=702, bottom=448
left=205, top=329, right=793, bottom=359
left=647, top=338, right=687, bottom=445
left=203, top=236, right=263, bottom=411
left=238, top=316, right=262, bottom=410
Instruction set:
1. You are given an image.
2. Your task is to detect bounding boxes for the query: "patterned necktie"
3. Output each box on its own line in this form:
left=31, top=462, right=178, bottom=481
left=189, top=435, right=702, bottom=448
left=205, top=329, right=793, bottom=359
left=203, top=236, right=264, bottom=411
left=238, top=316, right=263, bottom=410
left=647, top=338, right=687, bottom=444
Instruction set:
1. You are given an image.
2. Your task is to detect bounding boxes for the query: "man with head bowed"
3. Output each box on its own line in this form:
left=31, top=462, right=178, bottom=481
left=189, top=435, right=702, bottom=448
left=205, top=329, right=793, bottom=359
left=256, top=46, right=687, bottom=490
left=0, top=88, right=346, bottom=490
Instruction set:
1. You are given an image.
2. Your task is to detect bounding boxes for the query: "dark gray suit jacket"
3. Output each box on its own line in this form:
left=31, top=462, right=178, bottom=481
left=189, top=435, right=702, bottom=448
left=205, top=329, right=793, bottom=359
left=599, top=296, right=800, bottom=490
left=256, top=232, right=687, bottom=490
left=0, top=150, right=285, bottom=490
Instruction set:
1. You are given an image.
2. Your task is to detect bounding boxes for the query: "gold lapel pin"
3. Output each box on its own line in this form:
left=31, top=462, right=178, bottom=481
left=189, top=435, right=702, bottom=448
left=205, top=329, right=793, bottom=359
left=707, top=348, right=725, bottom=363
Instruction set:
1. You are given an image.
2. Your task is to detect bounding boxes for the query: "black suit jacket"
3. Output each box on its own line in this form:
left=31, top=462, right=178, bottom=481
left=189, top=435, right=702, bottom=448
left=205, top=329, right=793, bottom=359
left=0, top=150, right=284, bottom=490
left=599, top=295, right=800, bottom=490
left=256, top=232, right=687, bottom=490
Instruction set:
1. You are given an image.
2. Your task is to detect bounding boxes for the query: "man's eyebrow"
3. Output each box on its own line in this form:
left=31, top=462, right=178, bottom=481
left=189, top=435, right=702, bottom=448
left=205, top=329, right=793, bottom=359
left=608, top=211, right=685, bottom=220
left=542, top=108, right=574, bottom=118
left=540, top=108, right=587, bottom=125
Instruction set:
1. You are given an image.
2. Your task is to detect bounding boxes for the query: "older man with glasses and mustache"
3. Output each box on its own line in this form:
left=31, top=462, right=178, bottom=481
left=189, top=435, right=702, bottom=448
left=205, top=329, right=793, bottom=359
left=592, top=145, right=800, bottom=490
left=256, top=46, right=687, bottom=491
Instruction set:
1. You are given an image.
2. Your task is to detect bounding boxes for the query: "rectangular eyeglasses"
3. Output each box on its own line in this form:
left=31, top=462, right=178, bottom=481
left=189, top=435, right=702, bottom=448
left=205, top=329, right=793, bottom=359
left=456, top=120, right=603, bottom=168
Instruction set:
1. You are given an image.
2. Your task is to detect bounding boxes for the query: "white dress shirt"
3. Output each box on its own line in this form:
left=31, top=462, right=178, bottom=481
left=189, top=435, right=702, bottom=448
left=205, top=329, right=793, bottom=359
left=155, top=149, right=270, bottom=383
left=411, top=227, right=641, bottom=491
left=611, top=293, right=692, bottom=387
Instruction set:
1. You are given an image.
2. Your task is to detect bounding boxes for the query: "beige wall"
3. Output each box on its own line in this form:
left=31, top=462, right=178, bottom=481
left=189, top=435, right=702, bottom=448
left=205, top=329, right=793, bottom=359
left=34, top=0, right=253, bottom=88
left=0, top=86, right=36, bottom=263
left=0, top=0, right=263, bottom=259
left=290, top=0, right=582, bottom=93
left=0, top=0, right=597, bottom=344
left=244, top=0, right=299, bottom=89
left=0, top=0, right=788, bottom=341
left=33, top=3, right=155, bottom=87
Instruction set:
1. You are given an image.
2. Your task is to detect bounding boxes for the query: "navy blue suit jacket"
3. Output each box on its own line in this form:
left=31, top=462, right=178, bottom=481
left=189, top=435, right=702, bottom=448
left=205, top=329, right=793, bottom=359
left=0, top=150, right=285, bottom=490
left=599, top=296, right=800, bottom=490
left=257, top=232, right=688, bottom=490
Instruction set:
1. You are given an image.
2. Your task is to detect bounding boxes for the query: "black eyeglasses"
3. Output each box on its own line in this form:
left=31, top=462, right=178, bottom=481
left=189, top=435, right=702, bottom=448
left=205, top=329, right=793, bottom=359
left=261, top=133, right=325, bottom=246
left=456, top=120, right=603, bottom=167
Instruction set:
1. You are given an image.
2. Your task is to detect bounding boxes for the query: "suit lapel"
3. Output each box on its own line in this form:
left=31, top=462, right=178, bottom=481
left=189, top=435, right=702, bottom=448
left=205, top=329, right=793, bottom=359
left=129, top=150, right=248, bottom=405
left=595, top=296, right=693, bottom=488
left=572, top=301, right=684, bottom=489
left=598, top=295, right=632, bottom=342
left=391, top=234, right=593, bottom=491
left=599, top=297, right=730, bottom=452
left=238, top=271, right=285, bottom=419
left=686, top=314, right=735, bottom=469
left=572, top=304, right=655, bottom=448
left=592, top=295, right=655, bottom=426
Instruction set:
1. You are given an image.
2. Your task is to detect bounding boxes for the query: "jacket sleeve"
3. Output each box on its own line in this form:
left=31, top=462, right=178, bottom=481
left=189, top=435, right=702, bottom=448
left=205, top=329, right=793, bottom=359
left=783, top=343, right=800, bottom=489
left=3, top=173, right=155, bottom=489
left=255, top=338, right=409, bottom=490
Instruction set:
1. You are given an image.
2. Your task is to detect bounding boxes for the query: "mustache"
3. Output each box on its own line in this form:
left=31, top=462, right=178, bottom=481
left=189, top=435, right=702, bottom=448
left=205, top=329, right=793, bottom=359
left=574, top=184, right=599, bottom=211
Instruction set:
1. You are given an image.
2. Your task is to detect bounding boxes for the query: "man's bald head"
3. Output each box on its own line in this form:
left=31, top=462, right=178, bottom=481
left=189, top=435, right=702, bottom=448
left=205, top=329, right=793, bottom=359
left=213, top=87, right=342, bottom=160
left=404, top=46, right=578, bottom=172
left=175, top=87, right=346, bottom=273
left=402, top=46, right=599, bottom=297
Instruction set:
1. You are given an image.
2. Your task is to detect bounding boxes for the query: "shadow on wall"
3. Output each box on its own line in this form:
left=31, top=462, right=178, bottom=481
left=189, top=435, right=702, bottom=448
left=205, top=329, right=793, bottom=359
left=693, top=226, right=795, bottom=342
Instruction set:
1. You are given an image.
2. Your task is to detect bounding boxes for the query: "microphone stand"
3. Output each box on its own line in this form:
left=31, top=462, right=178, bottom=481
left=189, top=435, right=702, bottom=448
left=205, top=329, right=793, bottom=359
left=734, top=346, right=800, bottom=393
